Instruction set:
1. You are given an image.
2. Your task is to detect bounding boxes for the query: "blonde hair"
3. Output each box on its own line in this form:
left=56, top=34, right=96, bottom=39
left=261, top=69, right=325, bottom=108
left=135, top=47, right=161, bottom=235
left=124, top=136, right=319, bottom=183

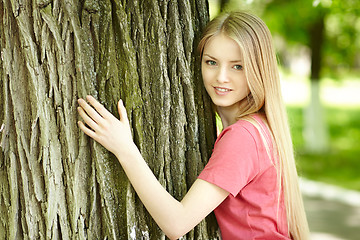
left=198, top=11, right=309, bottom=240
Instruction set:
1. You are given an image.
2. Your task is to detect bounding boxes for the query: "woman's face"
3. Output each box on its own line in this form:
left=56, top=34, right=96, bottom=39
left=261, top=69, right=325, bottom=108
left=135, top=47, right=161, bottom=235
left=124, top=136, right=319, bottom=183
left=201, top=33, right=250, bottom=113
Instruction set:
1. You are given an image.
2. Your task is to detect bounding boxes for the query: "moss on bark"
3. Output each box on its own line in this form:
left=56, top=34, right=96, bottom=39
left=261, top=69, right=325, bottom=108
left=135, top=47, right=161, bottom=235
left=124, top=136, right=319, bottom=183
left=0, top=0, right=218, bottom=239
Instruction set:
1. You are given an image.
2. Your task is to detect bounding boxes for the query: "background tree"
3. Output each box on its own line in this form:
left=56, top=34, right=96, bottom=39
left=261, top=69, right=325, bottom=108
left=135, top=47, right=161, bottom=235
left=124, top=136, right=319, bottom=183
left=0, top=0, right=220, bottom=239
left=262, top=0, right=330, bottom=153
left=262, top=0, right=359, bottom=153
left=218, top=0, right=230, bottom=13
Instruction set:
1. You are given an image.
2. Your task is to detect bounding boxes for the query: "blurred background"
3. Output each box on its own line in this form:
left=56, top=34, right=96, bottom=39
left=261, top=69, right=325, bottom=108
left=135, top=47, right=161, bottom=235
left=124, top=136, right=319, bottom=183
left=208, top=0, right=360, bottom=239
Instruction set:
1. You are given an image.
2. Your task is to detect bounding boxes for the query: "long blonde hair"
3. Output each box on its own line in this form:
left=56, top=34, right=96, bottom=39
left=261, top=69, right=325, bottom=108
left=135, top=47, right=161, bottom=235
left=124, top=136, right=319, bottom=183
left=198, top=11, right=309, bottom=240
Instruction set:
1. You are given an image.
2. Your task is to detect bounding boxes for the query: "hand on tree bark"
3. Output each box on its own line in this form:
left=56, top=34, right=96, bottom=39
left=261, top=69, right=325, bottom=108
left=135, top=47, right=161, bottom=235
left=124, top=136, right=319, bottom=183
left=77, top=95, right=136, bottom=159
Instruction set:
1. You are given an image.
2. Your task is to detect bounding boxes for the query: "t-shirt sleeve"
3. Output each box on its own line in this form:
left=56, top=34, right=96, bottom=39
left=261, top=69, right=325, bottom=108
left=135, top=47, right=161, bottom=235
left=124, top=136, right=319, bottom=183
left=198, top=125, right=260, bottom=197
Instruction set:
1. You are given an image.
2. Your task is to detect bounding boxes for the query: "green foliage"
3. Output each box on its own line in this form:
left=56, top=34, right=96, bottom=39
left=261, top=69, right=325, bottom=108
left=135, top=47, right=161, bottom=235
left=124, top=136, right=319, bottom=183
left=263, top=0, right=360, bottom=78
left=324, top=8, right=360, bottom=78
left=287, top=106, right=360, bottom=191
left=260, top=0, right=327, bottom=46
left=209, top=0, right=360, bottom=77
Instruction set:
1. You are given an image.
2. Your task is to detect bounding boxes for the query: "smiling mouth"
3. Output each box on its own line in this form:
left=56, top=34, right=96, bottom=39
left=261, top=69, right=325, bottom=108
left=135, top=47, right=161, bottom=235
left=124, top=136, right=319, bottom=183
left=214, top=87, right=232, bottom=92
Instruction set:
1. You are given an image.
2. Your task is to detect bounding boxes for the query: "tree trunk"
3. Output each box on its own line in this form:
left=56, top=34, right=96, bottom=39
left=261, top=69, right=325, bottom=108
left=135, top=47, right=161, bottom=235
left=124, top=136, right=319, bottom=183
left=304, top=13, right=329, bottom=153
left=219, top=0, right=230, bottom=13
left=304, top=80, right=329, bottom=153
left=0, top=1, right=219, bottom=239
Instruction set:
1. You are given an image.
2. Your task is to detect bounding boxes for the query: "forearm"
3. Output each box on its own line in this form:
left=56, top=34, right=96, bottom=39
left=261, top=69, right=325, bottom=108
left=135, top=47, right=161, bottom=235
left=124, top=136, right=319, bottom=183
left=116, top=145, right=189, bottom=239
left=77, top=96, right=226, bottom=238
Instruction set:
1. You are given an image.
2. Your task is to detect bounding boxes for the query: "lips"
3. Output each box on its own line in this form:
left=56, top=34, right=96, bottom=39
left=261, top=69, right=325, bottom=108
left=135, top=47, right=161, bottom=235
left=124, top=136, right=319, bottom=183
left=214, top=86, right=232, bottom=95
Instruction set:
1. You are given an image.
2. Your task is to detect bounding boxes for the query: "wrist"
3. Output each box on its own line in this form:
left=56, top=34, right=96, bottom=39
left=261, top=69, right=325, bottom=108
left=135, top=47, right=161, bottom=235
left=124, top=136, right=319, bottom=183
left=114, top=142, right=141, bottom=164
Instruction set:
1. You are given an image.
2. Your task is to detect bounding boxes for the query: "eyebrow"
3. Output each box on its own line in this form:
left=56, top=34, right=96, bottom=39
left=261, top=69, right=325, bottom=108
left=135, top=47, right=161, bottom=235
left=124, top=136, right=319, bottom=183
left=203, top=53, right=242, bottom=63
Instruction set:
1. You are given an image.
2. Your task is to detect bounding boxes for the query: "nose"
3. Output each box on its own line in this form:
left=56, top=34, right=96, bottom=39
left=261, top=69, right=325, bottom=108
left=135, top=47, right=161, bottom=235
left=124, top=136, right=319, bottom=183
left=216, top=66, right=230, bottom=83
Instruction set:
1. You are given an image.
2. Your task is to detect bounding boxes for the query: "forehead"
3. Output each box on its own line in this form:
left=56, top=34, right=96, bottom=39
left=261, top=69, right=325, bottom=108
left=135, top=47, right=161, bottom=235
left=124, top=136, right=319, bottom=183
left=203, top=33, right=243, bottom=60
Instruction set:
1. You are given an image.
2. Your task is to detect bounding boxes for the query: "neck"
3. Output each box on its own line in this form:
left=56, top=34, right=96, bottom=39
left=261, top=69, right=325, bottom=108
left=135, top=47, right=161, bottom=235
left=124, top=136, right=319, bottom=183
left=217, top=105, right=239, bottom=129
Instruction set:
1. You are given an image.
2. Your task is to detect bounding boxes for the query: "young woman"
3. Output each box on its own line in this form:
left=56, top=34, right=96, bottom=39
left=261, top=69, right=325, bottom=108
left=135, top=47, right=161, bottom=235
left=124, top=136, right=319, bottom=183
left=78, top=11, right=309, bottom=240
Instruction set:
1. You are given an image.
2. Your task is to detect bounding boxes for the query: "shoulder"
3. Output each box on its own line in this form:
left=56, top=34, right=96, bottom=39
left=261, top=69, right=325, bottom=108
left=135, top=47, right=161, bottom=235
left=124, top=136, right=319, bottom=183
left=215, top=114, right=273, bottom=160
left=212, top=119, right=261, bottom=161
left=217, top=117, right=263, bottom=145
left=215, top=122, right=255, bottom=149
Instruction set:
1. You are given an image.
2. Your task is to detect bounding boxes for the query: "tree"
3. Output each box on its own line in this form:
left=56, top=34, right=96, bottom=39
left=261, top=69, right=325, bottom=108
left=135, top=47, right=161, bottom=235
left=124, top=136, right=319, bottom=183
left=261, top=0, right=330, bottom=152
left=0, top=1, right=220, bottom=239
left=262, top=0, right=360, bottom=153
left=218, top=0, right=230, bottom=13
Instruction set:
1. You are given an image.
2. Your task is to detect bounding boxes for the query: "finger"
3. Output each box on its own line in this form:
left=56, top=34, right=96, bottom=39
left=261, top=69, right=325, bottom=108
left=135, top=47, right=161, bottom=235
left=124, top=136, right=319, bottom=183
left=78, top=98, right=104, bottom=124
left=86, top=95, right=113, bottom=119
left=118, top=99, right=129, bottom=122
left=77, top=106, right=100, bottom=132
left=78, top=121, right=98, bottom=140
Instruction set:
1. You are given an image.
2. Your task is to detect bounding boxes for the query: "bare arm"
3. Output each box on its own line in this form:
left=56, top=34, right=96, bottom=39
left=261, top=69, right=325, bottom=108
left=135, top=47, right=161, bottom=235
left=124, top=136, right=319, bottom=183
left=77, top=96, right=228, bottom=239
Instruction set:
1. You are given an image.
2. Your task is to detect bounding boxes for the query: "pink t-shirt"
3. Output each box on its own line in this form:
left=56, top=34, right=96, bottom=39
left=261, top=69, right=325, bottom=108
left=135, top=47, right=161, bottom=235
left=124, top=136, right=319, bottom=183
left=198, top=115, right=290, bottom=240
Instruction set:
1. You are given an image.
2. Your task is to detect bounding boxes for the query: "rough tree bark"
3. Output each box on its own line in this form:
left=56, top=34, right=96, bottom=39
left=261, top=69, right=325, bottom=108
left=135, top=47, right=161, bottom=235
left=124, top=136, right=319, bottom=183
left=0, top=0, right=219, bottom=239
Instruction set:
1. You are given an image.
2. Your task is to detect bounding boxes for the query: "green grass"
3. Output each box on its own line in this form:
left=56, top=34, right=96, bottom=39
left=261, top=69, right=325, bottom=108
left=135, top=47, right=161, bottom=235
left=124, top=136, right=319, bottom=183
left=287, top=106, right=360, bottom=191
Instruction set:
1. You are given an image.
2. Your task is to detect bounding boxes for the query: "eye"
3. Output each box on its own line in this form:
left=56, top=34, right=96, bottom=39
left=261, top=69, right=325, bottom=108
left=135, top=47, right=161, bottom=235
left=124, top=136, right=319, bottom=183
left=205, top=60, right=217, bottom=66
left=233, top=64, right=243, bottom=70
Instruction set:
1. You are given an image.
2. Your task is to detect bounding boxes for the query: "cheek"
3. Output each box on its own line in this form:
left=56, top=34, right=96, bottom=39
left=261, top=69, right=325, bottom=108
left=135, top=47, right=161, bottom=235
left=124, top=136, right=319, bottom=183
left=201, top=66, right=212, bottom=84
left=238, top=74, right=249, bottom=90
left=201, top=67, right=207, bottom=84
left=201, top=70, right=213, bottom=94
left=201, top=64, right=206, bottom=79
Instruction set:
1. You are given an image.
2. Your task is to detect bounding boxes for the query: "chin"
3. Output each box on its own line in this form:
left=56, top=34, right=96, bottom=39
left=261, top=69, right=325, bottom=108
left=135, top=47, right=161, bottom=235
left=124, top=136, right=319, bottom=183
left=214, top=102, right=234, bottom=108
